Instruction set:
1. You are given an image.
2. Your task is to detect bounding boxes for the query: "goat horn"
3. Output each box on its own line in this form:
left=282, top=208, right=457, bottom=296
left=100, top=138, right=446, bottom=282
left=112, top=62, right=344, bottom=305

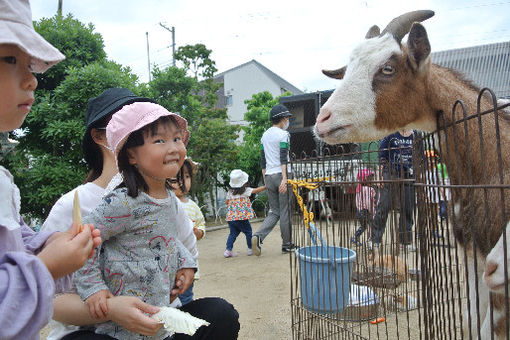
left=381, top=10, right=435, bottom=44
left=322, top=67, right=346, bottom=80
left=365, top=25, right=380, bottom=39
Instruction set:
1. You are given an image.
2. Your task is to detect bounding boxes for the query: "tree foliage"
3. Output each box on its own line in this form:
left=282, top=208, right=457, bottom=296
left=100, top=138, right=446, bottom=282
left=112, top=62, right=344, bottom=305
left=4, top=15, right=140, bottom=219
left=174, top=44, right=217, bottom=80
left=238, top=91, right=291, bottom=186
left=5, top=15, right=256, bottom=221
left=33, top=14, right=106, bottom=91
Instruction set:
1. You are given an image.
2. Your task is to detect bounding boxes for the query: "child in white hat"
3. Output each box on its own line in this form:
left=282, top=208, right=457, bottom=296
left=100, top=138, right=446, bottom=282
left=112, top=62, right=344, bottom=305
left=0, top=1, right=101, bottom=338
left=224, top=169, right=265, bottom=257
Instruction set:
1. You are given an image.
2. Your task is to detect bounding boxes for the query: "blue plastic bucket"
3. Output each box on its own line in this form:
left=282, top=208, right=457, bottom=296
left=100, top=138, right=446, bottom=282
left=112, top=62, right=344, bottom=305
left=295, top=245, right=356, bottom=314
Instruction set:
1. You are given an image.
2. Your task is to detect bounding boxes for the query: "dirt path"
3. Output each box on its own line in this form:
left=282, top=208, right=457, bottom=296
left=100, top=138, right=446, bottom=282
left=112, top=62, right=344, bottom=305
left=41, top=220, right=293, bottom=339
left=195, top=220, right=292, bottom=339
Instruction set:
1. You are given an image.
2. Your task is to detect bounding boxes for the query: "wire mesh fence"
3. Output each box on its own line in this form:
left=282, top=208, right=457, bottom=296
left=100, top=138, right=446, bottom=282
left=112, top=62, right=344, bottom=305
left=289, top=94, right=509, bottom=339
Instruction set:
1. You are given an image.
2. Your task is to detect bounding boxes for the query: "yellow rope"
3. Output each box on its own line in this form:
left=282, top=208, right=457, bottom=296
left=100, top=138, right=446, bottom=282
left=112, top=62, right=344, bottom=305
left=287, top=178, right=330, bottom=228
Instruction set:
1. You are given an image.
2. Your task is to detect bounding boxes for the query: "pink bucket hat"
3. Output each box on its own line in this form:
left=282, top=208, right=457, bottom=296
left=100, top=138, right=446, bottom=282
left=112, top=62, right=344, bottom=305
left=106, top=102, right=190, bottom=164
left=0, top=0, right=65, bottom=73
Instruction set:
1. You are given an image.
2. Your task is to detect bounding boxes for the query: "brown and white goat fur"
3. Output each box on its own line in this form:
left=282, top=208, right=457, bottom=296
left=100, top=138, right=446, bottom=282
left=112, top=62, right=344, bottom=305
left=314, top=10, right=509, bottom=339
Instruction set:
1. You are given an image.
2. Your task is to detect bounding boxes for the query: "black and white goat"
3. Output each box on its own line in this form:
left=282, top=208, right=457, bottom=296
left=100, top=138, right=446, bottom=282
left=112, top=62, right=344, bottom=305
left=314, top=10, right=509, bottom=339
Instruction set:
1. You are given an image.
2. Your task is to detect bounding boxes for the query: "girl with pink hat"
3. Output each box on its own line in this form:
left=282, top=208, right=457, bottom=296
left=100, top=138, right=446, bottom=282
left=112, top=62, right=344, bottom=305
left=0, top=0, right=101, bottom=338
left=73, top=102, right=239, bottom=339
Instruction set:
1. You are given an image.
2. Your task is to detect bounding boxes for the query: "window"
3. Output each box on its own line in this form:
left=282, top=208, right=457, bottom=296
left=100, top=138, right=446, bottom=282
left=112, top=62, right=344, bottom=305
left=226, top=95, right=233, bottom=106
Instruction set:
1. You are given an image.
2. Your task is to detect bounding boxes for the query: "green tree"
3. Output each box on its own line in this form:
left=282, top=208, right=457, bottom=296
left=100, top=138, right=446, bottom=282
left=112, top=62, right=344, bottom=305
left=239, top=91, right=291, bottom=185
left=34, top=14, right=106, bottom=91
left=148, top=66, right=201, bottom=119
left=174, top=44, right=217, bottom=80
left=5, top=16, right=140, bottom=219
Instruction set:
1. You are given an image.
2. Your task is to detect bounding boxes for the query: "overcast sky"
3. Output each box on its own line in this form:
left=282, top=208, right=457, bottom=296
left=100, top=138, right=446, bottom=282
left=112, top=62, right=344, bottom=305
left=31, top=0, right=510, bottom=92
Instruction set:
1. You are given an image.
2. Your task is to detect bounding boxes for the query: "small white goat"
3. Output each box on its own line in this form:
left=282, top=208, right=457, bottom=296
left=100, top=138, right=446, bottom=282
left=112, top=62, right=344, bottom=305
left=314, top=10, right=509, bottom=339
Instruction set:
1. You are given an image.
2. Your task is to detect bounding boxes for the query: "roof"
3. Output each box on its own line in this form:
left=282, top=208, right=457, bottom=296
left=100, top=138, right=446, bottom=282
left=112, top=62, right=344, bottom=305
left=215, top=59, right=303, bottom=95
left=431, top=41, right=510, bottom=99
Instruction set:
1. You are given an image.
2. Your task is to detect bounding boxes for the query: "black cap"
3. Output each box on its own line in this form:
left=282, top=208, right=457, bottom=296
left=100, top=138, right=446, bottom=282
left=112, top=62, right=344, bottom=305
left=270, top=104, right=292, bottom=120
left=82, top=88, right=155, bottom=165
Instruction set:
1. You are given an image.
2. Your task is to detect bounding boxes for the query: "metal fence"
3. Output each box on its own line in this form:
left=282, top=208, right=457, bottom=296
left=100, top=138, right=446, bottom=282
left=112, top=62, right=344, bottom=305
left=289, top=92, right=509, bottom=339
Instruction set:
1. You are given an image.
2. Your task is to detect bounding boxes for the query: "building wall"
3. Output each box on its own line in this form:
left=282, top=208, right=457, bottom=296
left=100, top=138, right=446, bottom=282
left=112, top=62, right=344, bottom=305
left=432, top=41, right=510, bottom=99
left=222, top=63, right=286, bottom=125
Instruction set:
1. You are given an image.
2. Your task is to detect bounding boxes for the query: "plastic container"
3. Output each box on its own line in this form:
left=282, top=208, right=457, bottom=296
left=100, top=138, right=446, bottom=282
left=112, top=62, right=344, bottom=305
left=295, top=245, right=356, bottom=314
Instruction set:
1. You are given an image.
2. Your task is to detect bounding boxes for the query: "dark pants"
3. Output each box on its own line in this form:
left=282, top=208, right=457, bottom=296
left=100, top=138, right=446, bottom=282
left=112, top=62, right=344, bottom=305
left=354, top=209, right=373, bottom=239
left=439, top=200, right=447, bottom=219
left=61, top=297, right=240, bottom=340
left=226, top=219, right=253, bottom=250
left=373, top=173, right=415, bottom=245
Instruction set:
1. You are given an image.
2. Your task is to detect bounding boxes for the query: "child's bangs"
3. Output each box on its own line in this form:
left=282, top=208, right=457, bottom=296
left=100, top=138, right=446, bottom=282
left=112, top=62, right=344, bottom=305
left=141, top=115, right=180, bottom=138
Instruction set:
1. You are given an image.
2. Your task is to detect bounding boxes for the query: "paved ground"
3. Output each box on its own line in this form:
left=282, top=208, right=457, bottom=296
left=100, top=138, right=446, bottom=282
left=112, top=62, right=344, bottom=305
left=41, top=220, right=292, bottom=339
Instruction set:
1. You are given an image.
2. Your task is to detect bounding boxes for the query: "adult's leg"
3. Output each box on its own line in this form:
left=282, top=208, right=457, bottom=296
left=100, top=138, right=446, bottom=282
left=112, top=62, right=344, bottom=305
left=277, top=175, right=292, bottom=247
left=226, top=221, right=241, bottom=251
left=372, top=175, right=391, bottom=244
left=238, top=220, right=253, bottom=249
left=254, top=174, right=281, bottom=241
left=173, top=297, right=240, bottom=340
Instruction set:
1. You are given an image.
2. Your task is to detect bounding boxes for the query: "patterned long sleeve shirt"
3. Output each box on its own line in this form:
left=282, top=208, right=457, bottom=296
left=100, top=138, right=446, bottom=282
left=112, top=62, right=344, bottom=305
left=75, top=188, right=197, bottom=340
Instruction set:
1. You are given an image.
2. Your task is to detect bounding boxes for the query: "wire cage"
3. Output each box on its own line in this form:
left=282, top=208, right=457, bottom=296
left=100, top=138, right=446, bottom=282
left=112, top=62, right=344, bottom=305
left=289, top=92, right=510, bottom=340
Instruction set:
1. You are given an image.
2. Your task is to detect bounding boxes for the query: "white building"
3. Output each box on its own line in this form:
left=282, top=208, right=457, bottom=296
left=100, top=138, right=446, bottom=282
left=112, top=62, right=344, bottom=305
left=214, top=59, right=303, bottom=126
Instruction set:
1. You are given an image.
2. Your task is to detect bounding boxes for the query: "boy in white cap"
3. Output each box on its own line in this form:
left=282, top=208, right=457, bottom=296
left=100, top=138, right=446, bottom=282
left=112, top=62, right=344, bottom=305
left=0, top=1, right=101, bottom=338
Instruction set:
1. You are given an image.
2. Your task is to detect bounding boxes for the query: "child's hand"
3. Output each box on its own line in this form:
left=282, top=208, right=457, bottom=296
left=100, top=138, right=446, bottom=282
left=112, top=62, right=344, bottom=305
left=170, top=268, right=195, bottom=300
left=85, top=289, right=114, bottom=319
left=108, top=296, right=162, bottom=335
left=193, top=227, right=204, bottom=240
left=38, top=223, right=102, bottom=279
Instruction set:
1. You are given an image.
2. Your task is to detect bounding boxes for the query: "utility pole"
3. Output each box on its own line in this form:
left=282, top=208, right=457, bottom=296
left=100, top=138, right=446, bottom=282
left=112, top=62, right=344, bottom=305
left=57, top=0, right=63, bottom=16
left=159, top=23, right=176, bottom=66
left=146, top=32, right=151, bottom=82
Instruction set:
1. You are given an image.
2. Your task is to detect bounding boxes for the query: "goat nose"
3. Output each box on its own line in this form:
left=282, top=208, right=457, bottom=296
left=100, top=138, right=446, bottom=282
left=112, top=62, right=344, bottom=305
left=485, top=261, right=498, bottom=277
left=316, top=108, right=332, bottom=124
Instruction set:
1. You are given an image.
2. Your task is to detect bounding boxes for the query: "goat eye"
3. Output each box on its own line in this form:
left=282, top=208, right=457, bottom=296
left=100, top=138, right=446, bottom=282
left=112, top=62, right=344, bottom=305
left=381, top=65, right=394, bottom=75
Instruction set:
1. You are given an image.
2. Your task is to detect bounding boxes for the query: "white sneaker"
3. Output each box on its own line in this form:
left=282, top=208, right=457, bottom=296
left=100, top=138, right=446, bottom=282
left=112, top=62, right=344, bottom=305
left=247, top=249, right=254, bottom=256
left=223, top=250, right=237, bottom=258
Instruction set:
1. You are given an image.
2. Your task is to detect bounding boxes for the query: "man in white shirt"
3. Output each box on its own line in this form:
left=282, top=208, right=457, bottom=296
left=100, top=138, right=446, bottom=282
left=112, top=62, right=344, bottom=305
left=252, top=104, right=294, bottom=255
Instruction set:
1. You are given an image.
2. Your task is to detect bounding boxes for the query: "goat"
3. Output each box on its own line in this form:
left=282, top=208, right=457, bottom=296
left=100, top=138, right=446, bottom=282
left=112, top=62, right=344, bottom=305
left=314, top=10, right=509, bottom=339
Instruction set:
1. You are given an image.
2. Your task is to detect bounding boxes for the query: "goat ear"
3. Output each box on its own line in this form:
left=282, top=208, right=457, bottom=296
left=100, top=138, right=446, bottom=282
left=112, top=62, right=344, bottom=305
left=407, top=23, right=431, bottom=73
left=365, top=25, right=380, bottom=39
left=322, top=66, right=346, bottom=80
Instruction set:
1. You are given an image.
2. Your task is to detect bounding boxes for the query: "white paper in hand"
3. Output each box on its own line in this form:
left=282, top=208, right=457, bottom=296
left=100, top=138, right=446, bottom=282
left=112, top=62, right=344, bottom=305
left=151, top=307, right=209, bottom=336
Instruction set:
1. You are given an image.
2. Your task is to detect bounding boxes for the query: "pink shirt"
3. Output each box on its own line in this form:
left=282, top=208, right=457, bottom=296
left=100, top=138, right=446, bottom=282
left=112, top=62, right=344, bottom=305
left=355, top=186, right=376, bottom=213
